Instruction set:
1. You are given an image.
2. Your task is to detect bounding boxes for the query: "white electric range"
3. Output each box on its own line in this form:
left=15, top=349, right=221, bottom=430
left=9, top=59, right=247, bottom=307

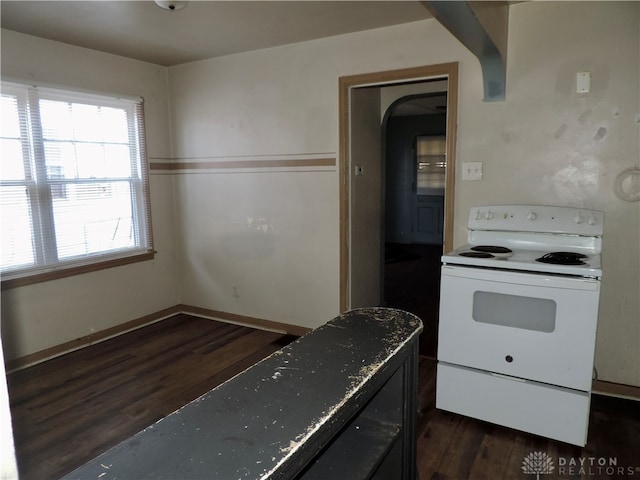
left=436, top=205, right=604, bottom=446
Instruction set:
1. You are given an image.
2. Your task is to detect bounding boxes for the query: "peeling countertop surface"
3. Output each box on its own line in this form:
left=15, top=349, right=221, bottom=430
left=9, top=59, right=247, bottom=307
left=62, top=307, right=423, bottom=480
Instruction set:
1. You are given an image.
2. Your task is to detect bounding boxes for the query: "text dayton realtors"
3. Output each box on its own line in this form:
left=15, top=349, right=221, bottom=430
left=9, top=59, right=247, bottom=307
left=558, top=456, right=638, bottom=476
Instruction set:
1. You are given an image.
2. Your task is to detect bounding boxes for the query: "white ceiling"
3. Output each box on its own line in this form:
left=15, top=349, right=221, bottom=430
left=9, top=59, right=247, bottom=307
left=0, top=1, right=433, bottom=67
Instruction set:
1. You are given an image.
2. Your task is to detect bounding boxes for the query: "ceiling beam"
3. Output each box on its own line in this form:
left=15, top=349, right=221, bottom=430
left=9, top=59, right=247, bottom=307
left=423, top=1, right=509, bottom=101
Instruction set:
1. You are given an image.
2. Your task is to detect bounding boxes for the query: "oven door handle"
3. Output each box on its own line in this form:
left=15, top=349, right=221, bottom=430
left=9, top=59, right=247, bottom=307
left=441, top=266, right=599, bottom=291
left=490, top=372, right=527, bottom=383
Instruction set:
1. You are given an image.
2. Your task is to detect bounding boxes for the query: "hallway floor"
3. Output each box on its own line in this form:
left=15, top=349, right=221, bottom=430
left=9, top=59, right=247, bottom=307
left=384, top=242, right=443, bottom=357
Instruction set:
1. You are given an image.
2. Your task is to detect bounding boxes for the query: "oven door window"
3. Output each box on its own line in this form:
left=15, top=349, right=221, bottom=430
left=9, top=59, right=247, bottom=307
left=472, top=291, right=556, bottom=333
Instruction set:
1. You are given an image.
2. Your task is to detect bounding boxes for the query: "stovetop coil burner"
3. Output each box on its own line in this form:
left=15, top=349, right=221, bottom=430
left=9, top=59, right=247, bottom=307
left=459, top=251, right=495, bottom=258
left=471, top=245, right=513, bottom=254
left=536, top=252, right=588, bottom=265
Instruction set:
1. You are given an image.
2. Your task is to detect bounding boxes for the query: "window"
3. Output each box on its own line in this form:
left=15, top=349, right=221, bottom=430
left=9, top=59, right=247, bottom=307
left=1, top=82, right=153, bottom=287
left=416, top=135, right=446, bottom=195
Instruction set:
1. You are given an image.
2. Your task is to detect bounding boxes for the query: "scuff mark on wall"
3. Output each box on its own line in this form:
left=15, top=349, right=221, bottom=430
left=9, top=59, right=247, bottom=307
left=554, top=124, right=568, bottom=140
left=593, top=127, right=607, bottom=141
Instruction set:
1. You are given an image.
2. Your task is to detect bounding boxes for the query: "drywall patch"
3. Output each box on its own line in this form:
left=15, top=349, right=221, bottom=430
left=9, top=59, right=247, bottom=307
left=552, top=156, right=603, bottom=201
left=247, top=217, right=274, bottom=233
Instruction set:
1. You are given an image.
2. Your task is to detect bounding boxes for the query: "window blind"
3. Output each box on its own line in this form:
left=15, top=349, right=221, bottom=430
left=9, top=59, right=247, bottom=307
left=1, top=81, right=153, bottom=284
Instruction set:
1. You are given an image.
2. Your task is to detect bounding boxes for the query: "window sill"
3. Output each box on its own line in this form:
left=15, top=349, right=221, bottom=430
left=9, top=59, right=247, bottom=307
left=1, top=251, right=155, bottom=290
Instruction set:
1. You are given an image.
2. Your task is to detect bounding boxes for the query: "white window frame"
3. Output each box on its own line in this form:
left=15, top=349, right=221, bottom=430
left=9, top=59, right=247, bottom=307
left=1, top=81, right=154, bottom=288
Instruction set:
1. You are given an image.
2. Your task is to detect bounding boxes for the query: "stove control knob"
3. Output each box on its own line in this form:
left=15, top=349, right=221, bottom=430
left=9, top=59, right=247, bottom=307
left=526, top=211, right=537, bottom=221
left=485, top=210, right=494, bottom=220
left=574, top=214, right=585, bottom=224
left=475, top=210, right=483, bottom=220
left=587, top=215, right=598, bottom=226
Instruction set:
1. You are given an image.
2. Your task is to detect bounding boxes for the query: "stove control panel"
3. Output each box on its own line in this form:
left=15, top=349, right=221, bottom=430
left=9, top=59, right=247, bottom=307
left=468, top=205, right=604, bottom=236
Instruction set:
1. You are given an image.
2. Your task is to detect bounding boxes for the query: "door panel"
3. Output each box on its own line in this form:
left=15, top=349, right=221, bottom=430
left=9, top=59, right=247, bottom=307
left=413, top=195, right=444, bottom=244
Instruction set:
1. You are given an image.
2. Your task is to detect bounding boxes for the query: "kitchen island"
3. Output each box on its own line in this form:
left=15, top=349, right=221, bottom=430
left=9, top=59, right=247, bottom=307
left=63, top=307, right=423, bottom=480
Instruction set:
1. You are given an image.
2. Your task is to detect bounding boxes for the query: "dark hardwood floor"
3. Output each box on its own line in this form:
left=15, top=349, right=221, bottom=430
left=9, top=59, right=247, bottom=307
left=6, top=314, right=640, bottom=479
left=6, top=315, right=296, bottom=480
left=385, top=242, right=443, bottom=358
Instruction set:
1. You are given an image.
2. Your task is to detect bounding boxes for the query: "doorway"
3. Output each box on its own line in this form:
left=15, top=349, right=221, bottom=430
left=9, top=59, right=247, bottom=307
left=383, top=93, right=447, bottom=357
left=338, top=63, right=458, bottom=357
left=384, top=93, right=447, bottom=246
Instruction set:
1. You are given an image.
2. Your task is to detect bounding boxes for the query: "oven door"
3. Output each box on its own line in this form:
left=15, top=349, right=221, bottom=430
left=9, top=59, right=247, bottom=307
left=437, top=265, right=600, bottom=391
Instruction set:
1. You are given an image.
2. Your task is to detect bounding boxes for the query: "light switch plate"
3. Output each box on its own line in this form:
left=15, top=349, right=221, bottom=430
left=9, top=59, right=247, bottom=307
left=577, top=72, right=591, bottom=93
left=462, top=162, right=483, bottom=181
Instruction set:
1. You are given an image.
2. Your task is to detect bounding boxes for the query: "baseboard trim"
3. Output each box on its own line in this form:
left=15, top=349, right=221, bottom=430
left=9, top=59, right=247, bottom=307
left=5, top=305, right=182, bottom=372
left=177, top=304, right=312, bottom=337
left=593, top=380, right=640, bottom=401
left=6, top=305, right=312, bottom=372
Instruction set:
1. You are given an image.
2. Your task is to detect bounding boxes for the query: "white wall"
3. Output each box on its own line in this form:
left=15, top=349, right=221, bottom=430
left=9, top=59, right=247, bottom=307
left=168, top=2, right=639, bottom=386
left=455, top=2, right=639, bottom=386
left=0, top=30, right=180, bottom=361
left=167, top=16, right=472, bottom=329
left=173, top=168, right=339, bottom=327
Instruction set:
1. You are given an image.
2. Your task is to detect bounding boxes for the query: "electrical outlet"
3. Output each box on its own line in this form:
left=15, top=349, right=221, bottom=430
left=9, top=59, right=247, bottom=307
left=462, top=162, right=483, bottom=181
